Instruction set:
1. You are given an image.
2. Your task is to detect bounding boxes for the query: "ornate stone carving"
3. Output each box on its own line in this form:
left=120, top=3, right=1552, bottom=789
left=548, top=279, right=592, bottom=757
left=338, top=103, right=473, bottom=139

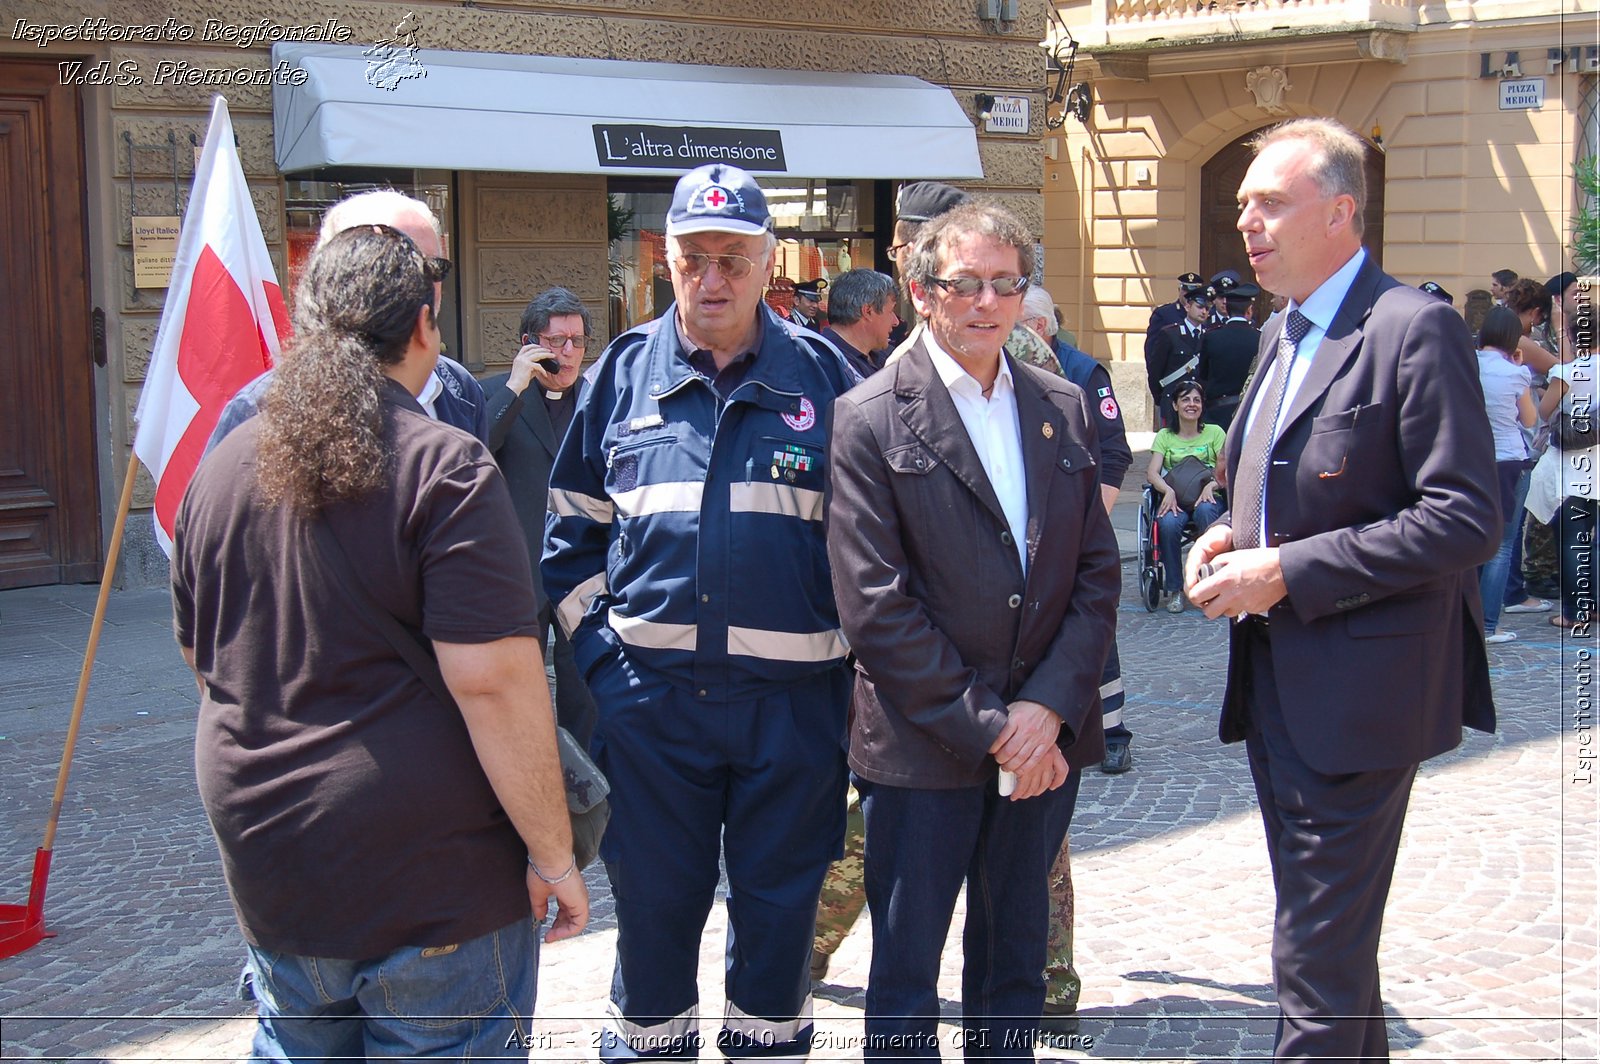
left=477, top=247, right=608, bottom=303
left=121, top=317, right=161, bottom=383
left=114, top=115, right=275, bottom=179
left=1246, top=66, right=1292, bottom=115
left=1356, top=32, right=1409, bottom=64
left=477, top=190, right=605, bottom=244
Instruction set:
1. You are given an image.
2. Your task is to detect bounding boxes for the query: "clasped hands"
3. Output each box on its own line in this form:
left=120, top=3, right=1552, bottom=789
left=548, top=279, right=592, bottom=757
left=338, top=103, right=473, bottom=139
left=988, top=700, right=1069, bottom=801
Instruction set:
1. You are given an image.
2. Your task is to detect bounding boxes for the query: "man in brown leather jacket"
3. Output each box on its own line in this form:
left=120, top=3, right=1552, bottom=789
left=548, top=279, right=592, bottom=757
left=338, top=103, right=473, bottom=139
left=825, top=201, right=1120, bottom=1060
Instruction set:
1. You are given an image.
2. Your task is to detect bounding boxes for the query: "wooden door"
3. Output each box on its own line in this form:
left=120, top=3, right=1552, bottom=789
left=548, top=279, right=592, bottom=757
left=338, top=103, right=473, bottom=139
left=1200, top=127, right=1385, bottom=319
left=0, top=60, right=99, bottom=588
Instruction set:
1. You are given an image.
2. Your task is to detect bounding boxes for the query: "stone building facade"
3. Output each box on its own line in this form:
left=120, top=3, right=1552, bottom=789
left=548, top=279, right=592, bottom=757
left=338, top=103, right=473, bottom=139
left=2, top=0, right=1050, bottom=588
left=1045, top=0, right=1599, bottom=428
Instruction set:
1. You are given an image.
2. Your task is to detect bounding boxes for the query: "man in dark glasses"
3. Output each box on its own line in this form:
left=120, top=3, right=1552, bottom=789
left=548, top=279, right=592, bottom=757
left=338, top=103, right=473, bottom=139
left=204, top=189, right=489, bottom=451
left=826, top=200, right=1119, bottom=1060
left=543, top=163, right=859, bottom=1062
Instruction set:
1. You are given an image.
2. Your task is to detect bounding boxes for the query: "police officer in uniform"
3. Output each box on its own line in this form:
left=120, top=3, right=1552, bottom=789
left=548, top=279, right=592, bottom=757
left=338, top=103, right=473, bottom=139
left=790, top=278, right=828, bottom=330
left=543, top=163, right=857, bottom=1062
left=1196, top=278, right=1262, bottom=432
left=1147, top=286, right=1210, bottom=429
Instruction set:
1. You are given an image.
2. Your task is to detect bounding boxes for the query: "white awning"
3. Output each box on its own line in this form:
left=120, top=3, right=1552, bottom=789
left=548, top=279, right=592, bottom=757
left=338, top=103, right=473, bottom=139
left=271, top=44, right=983, bottom=179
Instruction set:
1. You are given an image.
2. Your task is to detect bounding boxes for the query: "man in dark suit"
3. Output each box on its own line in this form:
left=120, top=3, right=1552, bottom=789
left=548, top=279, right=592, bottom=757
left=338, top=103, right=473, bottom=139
left=827, top=201, right=1120, bottom=1060
left=483, top=287, right=598, bottom=748
left=1147, top=288, right=1210, bottom=428
left=1195, top=279, right=1262, bottom=431
left=1186, top=117, right=1499, bottom=1062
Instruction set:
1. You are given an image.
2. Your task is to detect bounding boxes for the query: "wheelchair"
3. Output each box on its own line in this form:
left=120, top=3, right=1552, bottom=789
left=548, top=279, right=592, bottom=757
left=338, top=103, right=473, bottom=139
left=1136, top=482, right=1225, bottom=612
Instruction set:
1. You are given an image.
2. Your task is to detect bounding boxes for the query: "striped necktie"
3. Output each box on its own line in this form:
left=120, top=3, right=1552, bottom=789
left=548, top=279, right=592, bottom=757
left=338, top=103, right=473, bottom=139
left=1232, top=310, right=1311, bottom=551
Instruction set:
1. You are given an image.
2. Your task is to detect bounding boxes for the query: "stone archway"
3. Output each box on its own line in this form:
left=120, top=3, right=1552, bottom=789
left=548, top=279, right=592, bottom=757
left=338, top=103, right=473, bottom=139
left=1198, top=128, right=1385, bottom=315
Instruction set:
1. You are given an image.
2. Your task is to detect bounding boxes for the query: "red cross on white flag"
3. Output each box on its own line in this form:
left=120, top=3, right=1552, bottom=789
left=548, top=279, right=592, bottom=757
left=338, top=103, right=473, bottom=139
left=132, top=96, right=289, bottom=556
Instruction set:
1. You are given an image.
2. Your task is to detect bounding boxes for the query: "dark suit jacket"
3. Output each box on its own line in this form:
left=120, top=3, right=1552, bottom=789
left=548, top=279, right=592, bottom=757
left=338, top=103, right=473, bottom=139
left=1197, top=319, right=1261, bottom=402
left=1217, top=255, right=1498, bottom=774
left=826, top=337, right=1121, bottom=789
left=1145, top=300, right=1186, bottom=365
left=483, top=374, right=580, bottom=614
left=1147, top=323, right=1203, bottom=400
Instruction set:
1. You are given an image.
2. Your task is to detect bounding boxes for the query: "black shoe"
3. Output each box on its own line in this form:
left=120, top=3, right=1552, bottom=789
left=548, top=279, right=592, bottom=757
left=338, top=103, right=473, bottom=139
left=1040, top=1001, right=1081, bottom=1034
left=810, top=948, right=830, bottom=982
left=1101, top=738, right=1132, bottom=774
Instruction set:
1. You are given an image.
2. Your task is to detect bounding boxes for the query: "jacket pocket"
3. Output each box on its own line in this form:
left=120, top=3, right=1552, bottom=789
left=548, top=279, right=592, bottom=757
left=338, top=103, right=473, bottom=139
left=885, top=443, right=941, bottom=476
left=1346, top=589, right=1446, bottom=637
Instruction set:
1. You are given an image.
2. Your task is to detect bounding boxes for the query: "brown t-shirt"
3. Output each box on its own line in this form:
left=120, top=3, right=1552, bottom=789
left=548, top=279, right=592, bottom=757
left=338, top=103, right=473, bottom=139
left=172, top=380, right=540, bottom=958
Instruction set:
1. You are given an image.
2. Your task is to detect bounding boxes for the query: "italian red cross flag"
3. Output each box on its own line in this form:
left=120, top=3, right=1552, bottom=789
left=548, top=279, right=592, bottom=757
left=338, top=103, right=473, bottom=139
left=133, top=95, right=289, bottom=556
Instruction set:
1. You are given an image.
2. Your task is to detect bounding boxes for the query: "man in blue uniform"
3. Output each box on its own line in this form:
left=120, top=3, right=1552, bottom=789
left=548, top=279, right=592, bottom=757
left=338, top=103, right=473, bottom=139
left=543, top=163, right=857, bottom=1061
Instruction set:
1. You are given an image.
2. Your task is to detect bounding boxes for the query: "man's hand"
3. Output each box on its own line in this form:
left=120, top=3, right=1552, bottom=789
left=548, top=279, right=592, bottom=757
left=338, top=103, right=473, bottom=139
left=1184, top=522, right=1233, bottom=591
left=1010, top=748, right=1068, bottom=801
left=990, top=699, right=1063, bottom=776
left=527, top=864, right=590, bottom=943
left=1187, top=547, right=1288, bottom=619
left=507, top=343, right=558, bottom=395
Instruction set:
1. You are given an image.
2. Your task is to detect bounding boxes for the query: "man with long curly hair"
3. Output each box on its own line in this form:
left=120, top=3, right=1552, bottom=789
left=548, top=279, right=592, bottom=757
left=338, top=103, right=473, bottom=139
left=172, top=224, right=587, bottom=1060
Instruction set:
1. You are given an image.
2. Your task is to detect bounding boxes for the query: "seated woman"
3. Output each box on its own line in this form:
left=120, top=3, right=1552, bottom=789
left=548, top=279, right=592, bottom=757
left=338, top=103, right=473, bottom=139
left=1146, top=378, right=1227, bottom=614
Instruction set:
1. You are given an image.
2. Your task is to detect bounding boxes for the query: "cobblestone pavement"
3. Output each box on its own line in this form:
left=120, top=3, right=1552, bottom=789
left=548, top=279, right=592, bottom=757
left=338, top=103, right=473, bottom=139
left=1, top=475, right=1595, bottom=1061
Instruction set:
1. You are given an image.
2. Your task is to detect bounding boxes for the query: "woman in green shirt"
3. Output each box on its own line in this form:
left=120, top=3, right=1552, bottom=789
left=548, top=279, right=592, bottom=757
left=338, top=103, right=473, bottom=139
left=1146, top=379, right=1227, bottom=613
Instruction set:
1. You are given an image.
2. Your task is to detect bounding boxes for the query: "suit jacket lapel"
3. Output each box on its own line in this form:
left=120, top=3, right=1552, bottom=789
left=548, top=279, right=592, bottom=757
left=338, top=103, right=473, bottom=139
left=1225, top=318, right=1279, bottom=485
left=895, top=338, right=1008, bottom=526
left=1278, top=257, right=1382, bottom=434
left=1011, top=365, right=1060, bottom=556
left=519, top=390, right=559, bottom=457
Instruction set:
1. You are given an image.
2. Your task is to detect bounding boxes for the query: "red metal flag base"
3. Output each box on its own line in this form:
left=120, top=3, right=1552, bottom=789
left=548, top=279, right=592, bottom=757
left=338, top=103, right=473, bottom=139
left=0, top=849, right=56, bottom=959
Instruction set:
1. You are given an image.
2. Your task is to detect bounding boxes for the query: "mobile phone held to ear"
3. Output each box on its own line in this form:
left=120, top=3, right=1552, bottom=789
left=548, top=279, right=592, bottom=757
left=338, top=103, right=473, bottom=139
left=522, top=334, right=561, bottom=375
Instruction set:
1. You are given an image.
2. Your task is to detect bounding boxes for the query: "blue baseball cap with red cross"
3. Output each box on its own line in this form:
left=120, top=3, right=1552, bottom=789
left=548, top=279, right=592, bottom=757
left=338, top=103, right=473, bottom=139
left=666, top=164, right=773, bottom=238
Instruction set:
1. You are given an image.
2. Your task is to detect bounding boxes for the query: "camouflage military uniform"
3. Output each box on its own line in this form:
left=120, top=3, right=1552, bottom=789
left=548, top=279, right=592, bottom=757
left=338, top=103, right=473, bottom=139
left=1044, top=834, right=1081, bottom=1009
left=813, top=788, right=867, bottom=962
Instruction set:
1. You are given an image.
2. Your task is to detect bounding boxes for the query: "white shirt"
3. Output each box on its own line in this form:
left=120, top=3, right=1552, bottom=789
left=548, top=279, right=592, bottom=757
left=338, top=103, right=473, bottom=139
left=1240, top=247, right=1366, bottom=545
left=925, top=336, right=1030, bottom=573
left=1476, top=349, right=1532, bottom=462
left=416, top=368, right=444, bottom=421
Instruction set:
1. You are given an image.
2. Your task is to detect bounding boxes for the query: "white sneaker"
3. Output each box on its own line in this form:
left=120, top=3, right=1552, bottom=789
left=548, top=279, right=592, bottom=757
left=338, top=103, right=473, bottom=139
left=1485, top=631, right=1518, bottom=645
left=1504, top=598, right=1552, bottom=614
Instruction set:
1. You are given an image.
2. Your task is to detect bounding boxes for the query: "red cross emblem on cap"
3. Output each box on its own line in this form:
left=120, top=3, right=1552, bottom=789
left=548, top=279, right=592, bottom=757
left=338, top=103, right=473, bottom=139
left=704, top=187, right=728, bottom=209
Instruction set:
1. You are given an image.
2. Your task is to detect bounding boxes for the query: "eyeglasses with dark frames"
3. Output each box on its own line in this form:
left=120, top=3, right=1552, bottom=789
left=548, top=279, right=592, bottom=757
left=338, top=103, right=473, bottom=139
left=928, top=275, right=1030, bottom=299
left=674, top=252, right=757, bottom=279
left=537, top=333, right=588, bottom=351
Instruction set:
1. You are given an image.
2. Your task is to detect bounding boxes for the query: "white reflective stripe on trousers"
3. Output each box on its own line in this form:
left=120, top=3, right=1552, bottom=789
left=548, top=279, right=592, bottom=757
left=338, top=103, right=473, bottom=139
left=724, top=996, right=813, bottom=1060
left=606, top=1001, right=698, bottom=1051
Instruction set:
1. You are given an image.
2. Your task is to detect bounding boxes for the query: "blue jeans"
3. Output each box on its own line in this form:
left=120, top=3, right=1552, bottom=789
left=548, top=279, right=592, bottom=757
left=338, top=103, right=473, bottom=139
left=1156, top=500, right=1225, bottom=592
left=1479, top=461, right=1531, bottom=634
left=858, top=772, right=1079, bottom=1061
left=243, top=917, right=537, bottom=1061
